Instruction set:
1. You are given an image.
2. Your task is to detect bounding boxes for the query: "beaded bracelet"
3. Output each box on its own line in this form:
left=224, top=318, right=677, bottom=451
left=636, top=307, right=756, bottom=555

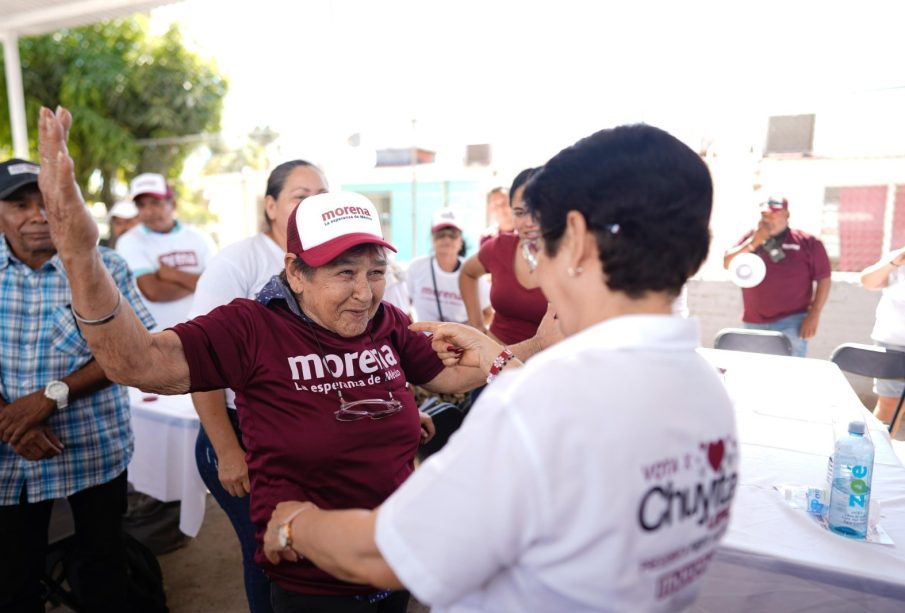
left=486, top=348, right=515, bottom=384
left=72, top=292, right=122, bottom=326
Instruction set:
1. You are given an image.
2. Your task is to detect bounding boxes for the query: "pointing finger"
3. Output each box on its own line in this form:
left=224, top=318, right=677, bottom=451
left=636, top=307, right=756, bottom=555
left=409, top=321, right=439, bottom=335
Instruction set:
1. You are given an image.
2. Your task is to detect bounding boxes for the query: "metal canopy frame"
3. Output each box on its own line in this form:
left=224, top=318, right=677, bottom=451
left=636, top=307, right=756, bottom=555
left=1, top=0, right=178, bottom=158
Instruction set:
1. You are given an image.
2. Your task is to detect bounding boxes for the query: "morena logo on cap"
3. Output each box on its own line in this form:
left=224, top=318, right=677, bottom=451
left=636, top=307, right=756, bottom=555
left=287, top=192, right=397, bottom=267
left=321, top=204, right=373, bottom=224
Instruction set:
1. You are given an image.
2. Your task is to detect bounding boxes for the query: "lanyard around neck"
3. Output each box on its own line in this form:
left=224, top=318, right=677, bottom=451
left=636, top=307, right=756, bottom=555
left=429, top=257, right=446, bottom=322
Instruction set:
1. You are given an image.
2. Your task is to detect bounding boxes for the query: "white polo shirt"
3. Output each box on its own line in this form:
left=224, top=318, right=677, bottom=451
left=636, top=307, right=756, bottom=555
left=376, top=315, right=737, bottom=612
left=405, top=256, right=491, bottom=323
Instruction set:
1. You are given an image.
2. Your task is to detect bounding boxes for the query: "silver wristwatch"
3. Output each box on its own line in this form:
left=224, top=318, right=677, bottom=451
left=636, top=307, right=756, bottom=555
left=44, top=380, right=70, bottom=410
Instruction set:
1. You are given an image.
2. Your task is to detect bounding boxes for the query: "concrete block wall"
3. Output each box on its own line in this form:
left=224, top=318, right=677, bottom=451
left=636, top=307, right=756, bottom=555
left=688, top=275, right=883, bottom=403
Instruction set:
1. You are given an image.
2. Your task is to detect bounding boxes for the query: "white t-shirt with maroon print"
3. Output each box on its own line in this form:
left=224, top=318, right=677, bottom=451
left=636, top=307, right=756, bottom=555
left=405, top=255, right=490, bottom=323
left=116, top=221, right=216, bottom=331
left=171, top=298, right=444, bottom=596
left=376, top=315, right=738, bottom=612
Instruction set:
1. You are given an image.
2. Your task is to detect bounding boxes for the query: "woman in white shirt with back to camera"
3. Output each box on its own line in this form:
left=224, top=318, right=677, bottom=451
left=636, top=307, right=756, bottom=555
left=405, top=208, right=491, bottom=325
left=190, top=160, right=327, bottom=613
left=860, top=245, right=905, bottom=436
left=263, top=125, right=738, bottom=612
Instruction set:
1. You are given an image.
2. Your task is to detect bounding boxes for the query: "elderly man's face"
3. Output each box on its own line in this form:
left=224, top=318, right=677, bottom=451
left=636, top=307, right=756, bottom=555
left=0, top=184, right=55, bottom=267
left=289, top=246, right=388, bottom=338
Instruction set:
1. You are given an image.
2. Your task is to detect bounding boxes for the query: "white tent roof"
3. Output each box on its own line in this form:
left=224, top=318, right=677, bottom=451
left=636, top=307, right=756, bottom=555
left=2, top=0, right=179, bottom=157
left=0, top=0, right=176, bottom=37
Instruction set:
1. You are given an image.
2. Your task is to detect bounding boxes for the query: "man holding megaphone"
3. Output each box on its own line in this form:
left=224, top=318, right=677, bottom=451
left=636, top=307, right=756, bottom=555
left=723, top=197, right=831, bottom=357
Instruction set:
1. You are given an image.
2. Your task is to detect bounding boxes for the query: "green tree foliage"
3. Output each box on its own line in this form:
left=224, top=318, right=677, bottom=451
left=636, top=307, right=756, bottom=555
left=203, top=126, right=279, bottom=175
left=0, top=17, right=227, bottom=208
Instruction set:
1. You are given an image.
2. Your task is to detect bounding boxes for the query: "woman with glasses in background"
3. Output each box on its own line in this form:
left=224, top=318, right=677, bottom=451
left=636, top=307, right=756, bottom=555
left=459, top=168, right=548, bottom=346
left=405, top=208, right=492, bottom=326
left=34, top=109, right=558, bottom=613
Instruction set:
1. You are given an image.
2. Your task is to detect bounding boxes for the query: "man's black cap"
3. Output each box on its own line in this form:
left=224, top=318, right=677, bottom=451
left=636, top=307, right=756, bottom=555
left=0, top=159, right=40, bottom=200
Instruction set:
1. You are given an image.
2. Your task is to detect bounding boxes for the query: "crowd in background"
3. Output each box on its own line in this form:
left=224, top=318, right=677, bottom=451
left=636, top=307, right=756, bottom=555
left=1, top=106, right=902, bottom=613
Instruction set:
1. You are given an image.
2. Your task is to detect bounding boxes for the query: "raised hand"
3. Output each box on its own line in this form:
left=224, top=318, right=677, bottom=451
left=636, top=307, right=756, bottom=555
left=37, top=106, right=99, bottom=257
left=751, top=219, right=770, bottom=247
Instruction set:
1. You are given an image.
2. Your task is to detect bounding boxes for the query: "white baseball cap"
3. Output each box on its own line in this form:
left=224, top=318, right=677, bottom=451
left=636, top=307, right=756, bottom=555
left=287, top=192, right=396, bottom=267
left=107, top=200, right=139, bottom=221
left=130, top=173, right=172, bottom=200
left=431, top=208, right=462, bottom=233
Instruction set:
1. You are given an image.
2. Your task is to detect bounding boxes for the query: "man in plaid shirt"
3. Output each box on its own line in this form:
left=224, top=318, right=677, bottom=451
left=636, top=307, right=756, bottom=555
left=0, top=158, right=154, bottom=612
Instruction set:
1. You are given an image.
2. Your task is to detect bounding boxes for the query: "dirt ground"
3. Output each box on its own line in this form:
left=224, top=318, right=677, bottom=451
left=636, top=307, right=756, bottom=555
left=157, top=497, right=429, bottom=612
left=156, top=495, right=246, bottom=612
left=47, top=494, right=428, bottom=613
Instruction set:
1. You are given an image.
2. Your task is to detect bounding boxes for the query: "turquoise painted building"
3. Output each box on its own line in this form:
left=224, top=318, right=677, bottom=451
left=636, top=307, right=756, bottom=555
left=341, top=179, right=487, bottom=264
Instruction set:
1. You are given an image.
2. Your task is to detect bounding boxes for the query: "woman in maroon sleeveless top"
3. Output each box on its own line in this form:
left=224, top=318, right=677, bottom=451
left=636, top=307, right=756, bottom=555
left=459, top=168, right=548, bottom=345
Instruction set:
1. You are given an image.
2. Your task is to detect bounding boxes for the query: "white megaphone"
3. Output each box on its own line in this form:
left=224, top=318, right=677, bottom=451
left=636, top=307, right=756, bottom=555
left=729, top=253, right=766, bottom=288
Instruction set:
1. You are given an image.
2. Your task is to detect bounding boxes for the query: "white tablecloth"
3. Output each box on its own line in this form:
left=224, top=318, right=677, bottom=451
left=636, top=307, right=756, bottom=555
left=693, top=350, right=905, bottom=612
left=127, top=388, right=206, bottom=537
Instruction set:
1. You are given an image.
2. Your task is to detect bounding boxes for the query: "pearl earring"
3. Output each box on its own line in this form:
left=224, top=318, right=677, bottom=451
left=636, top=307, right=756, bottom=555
left=567, top=266, right=584, bottom=277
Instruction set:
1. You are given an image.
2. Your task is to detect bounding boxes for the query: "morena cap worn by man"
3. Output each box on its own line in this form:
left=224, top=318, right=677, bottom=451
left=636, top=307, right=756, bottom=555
left=286, top=192, right=397, bottom=267
left=130, top=173, right=173, bottom=201
left=431, top=208, right=462, bottom=233
left=0, top=159, right=40, bottom=200
left=760, top=197, right=789, bottom=212
left=108, top=200, right=139, bottom=221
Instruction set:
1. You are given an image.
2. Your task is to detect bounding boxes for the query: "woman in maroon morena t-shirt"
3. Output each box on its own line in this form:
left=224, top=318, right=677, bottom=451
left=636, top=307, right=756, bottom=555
left=460, top=168, right=548, bottom=345
left=33, top=121, right=520, bottom=613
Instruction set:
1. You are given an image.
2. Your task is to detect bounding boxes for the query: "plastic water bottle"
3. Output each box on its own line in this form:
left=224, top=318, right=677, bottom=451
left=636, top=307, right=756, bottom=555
left=827, top=421, right=874, bottom=539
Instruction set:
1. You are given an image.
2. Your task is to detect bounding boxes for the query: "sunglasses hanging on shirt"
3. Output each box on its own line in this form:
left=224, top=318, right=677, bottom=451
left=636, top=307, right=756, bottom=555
left=302, top=318, right=403, bottom=422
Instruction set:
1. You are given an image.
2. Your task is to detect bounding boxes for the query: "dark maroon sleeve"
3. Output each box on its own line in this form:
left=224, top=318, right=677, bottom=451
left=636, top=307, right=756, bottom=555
left=170, top=299, right=257, bottom=393
left=810, top=236, right=832, bottom=281
left=385, top=304, right=445, bottom=385
left=477, top=233, right=500, bottom=272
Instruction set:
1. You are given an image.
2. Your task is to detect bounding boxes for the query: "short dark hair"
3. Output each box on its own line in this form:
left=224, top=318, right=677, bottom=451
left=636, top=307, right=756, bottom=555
left=263, top=159, right=323, bottom=230
left=509, top=168, right=539, bottom=204
left=524, top=124, right=712, bottom=298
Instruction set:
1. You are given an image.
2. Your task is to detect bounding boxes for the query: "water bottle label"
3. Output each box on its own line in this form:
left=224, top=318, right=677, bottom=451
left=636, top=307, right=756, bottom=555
left=848, top=465, right=869, bottom=508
